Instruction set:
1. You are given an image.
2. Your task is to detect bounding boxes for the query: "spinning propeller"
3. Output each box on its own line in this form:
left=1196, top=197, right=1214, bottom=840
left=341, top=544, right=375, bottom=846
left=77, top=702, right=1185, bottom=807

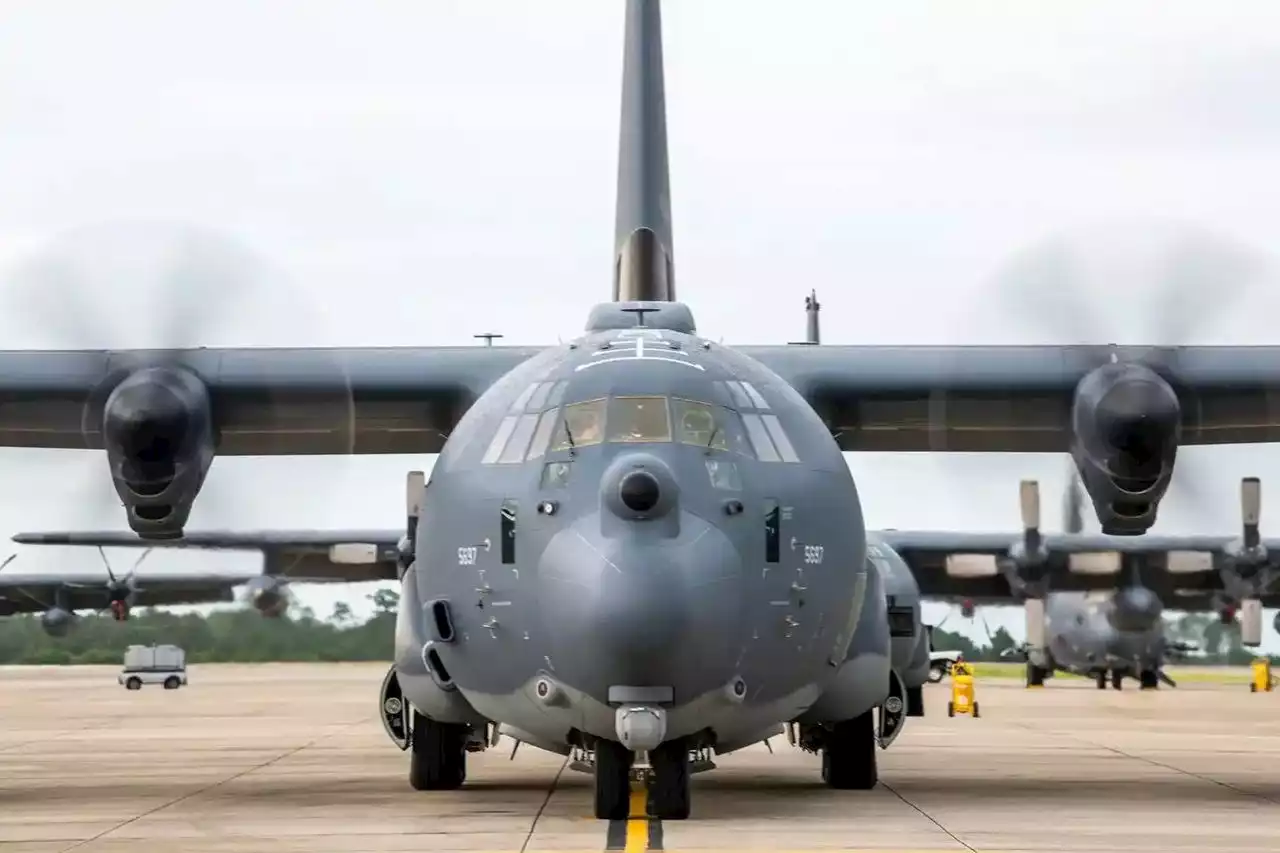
left=0, top=219, right=357, bottom=532
left=61, top=546, right=155, bottom=620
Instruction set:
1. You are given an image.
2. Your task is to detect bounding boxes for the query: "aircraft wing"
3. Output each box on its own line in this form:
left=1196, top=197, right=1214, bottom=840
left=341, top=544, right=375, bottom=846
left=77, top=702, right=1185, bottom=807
left=11, top=530, right=403, bottom=582
left=741, top=345, right=1280, bottom=452
left=3, top=344, right=1280, bottom=454
left=0, top=569, right=264, bottom=616
left=878, top=530, right=1280, bottom=609
left=0, top=346, right=541, bottom=454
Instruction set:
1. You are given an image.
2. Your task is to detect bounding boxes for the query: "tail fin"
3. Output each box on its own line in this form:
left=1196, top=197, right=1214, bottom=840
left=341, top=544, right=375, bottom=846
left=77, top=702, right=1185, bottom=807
left=613, top=0, right=676, bottom=303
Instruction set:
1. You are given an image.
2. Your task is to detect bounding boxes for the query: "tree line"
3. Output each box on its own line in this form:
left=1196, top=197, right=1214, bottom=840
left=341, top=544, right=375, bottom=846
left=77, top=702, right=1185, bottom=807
left=0, top=588, right=1269, bottom=665
left=0, top=588, right=402, bottom=665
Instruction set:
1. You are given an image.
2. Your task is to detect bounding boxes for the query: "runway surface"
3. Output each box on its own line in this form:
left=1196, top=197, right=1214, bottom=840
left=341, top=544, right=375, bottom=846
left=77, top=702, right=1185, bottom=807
left=2, top=663, right=1278, bottom=852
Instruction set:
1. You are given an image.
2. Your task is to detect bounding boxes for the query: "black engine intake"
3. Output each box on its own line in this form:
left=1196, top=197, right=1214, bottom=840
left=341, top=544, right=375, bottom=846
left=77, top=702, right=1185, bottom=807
left=103, top=366, right=216, bottom=540
left=1070, top=362, right=1181, bottom=535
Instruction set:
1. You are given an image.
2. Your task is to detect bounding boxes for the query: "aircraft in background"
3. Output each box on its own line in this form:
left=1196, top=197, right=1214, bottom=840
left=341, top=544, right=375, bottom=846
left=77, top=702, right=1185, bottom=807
left=11, top=0, right=1280, bottom=821
left=998, top=593, right=1201, bottom=690
left=0, top=548, right=301, bottom=636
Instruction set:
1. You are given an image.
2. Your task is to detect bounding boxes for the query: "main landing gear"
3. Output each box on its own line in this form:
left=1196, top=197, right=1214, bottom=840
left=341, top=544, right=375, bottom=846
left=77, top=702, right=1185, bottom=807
left=793, top=710, right=878, bottom=791
left=408, top=710, right=468, bottom=791
left=1026, top=663, right=1051, bottom=687
left=592, top=737, right=691, bottom=820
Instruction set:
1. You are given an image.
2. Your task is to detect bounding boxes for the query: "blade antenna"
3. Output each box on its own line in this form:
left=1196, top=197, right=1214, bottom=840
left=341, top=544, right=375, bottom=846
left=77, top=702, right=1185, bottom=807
left=0, top=554, right=16, bottom=571
left=612, top=0, right=675, bottom=303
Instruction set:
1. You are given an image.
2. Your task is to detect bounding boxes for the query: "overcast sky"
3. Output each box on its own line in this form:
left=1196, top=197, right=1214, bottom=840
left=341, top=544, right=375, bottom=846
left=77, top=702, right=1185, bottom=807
left=3, top=0, right=1280, bottom=648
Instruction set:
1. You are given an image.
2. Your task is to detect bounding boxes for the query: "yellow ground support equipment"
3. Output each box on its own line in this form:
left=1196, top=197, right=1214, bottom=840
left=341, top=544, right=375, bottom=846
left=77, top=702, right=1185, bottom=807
left=1250, top=658, right=1276, bottom=693
left=947, top=661, right=979, bottom=718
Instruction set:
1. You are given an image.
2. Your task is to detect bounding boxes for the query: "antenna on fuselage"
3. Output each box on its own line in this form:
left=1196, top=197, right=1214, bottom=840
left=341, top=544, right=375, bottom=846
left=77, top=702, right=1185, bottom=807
left=613, top=0, right=675, bottom=303
left=474, top=333, right=504, bottom=347
left=789, top=290, right=822, bottom=345
left=622, top=305, right=660, bottom=327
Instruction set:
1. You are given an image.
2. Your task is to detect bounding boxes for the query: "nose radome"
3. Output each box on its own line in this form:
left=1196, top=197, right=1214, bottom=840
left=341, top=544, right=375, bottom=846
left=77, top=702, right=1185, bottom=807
left=620, top=471, right=660, bottom=512
left=602, top=452, right=679, bottom=521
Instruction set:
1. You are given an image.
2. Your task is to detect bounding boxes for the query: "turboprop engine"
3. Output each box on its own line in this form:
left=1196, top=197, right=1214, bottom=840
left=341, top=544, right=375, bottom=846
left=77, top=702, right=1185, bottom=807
left=103, top=366, right=216, bottom=540
left=1070, top=362, right=1180, bottom=535
left=41, top=608, right=75, bottom=637
left=244, top=576, right=292, bottom=617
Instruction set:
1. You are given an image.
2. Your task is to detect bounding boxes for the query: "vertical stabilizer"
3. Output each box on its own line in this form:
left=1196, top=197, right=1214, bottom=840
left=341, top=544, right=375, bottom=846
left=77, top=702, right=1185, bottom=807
left=613, top=0, right=675, bottom=302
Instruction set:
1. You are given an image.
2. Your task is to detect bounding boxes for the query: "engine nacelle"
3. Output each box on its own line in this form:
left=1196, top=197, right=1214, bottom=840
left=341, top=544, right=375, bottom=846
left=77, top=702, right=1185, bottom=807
left=102, top=366, right=216, bottom=540
left=245, top=576, right=291, bottom=618
left=1070, top=362, right=1181, bottom=535
left=41, top=607, right=75, bottom=637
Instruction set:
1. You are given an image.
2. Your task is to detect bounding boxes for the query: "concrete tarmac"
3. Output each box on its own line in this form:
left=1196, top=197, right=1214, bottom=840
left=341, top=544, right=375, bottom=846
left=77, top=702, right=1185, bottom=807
left=1, top=663, right=1278, bottom=852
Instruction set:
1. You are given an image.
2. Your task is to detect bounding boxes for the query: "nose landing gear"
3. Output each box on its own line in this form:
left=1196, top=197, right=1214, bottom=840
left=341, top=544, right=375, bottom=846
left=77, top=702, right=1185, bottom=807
left=592, top=737, right=693, bottom=821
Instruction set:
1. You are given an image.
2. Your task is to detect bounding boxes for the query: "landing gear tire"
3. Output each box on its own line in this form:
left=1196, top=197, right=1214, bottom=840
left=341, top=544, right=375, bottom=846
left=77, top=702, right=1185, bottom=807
left=408, top=710, right=468, bottom=791
left=647, top=739, right=691, bottom=820
left=1025, top=663, right=1047, bottom=687
left=593, top=738, right=633, bottom=820
left=927, top=664, right=947, bottom=683
left=906, top=685, right=925, bottom=717
left=1139, top=670, right=1160, bottom=690
left=1111, top=671, right=1124, bottom=690
left=1095, top=672, right=1107, bottom=690
left=821, top=710, right=877, bottom=790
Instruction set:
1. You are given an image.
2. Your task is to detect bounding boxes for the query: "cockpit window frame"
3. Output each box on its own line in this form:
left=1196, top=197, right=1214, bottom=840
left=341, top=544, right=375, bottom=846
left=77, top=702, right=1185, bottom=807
left=605, top=395, right=672, bottom=444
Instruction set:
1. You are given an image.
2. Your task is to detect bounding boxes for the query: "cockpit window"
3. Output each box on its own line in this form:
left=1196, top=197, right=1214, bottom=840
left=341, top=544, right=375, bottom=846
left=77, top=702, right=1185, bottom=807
left=723, top=381, right=753, bottom=410
left=548, top=399, right=606, bottom=452
left=508, top=383, right=538, bottom=414
left=524, top=408, right=562, bottom=461
left=741, top=414, right=781, bottom=462
left=481, top=415, right=520, bottom=465
left=740, top=382, right=770, bottom=410
left=672, top=398, right=755, bottom=458
left=526, top=382, right=554, bottom=411
left=606, top=396, right=671, bottom=443
left=759, top=414, right=799, bottom=463
left=497, top=413, right=540, bottom=463
left=705, top=458, right=742, bottom=491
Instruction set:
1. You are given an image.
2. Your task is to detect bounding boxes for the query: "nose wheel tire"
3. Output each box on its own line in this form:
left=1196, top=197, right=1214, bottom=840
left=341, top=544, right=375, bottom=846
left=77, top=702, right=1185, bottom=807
left=647, top=739, right=691, bottom=820
left=408, top=711, right=468, bottom=791
left=593, top=739, right=633, bottom=820
left=1025, top=663, right=1048, bottom=687
left=1138, top=669, right=1160, bottom=690
left=820, top=709, right=877, bottom=790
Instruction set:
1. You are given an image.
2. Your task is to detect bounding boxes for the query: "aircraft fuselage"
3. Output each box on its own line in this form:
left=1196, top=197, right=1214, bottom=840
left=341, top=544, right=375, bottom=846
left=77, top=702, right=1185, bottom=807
left=393, top=308, right=884, bottom=758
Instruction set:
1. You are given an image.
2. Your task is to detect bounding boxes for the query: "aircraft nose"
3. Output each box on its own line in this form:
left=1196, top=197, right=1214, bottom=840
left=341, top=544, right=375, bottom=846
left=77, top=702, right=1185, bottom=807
left=602, top=452, right=678, bottom=521
left=1108, top=586, right=1163, bottom=633
left=539, top=510, right=743, bottom=694
left=619, top=471, right=661, bottom=513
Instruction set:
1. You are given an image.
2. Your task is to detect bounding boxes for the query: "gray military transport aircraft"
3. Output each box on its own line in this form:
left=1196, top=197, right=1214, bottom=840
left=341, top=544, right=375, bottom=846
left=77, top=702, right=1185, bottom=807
left=13, top=0, right=1280, bottom=821
left=999, top=593, right=1200, bottom=690
left=0, top=549, right=297, bottom=635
